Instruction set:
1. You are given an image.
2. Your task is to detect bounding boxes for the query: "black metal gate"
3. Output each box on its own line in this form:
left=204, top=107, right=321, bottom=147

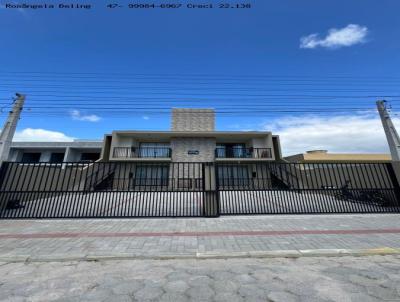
left=0, top=161, right=399, bottom=218
left=217, top=162, right=400, bottom=215
left=0, top=162, right=218, bottom=218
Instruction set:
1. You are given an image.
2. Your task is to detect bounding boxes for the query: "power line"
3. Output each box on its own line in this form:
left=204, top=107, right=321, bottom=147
left=0, top=90, right=397, bottom=98
left=17, top=109, right=377, bottom=114
left=1, top=70, right=400, bottom=79
left=1, top=78, right=400, bottom=85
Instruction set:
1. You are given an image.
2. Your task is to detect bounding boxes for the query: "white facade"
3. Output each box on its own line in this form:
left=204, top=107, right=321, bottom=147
left=8, top=141, right=102, bottom=163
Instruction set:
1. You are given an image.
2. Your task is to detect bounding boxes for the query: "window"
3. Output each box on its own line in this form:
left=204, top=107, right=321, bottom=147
left=80, top=153, right=100, bottom=162
left=21, top=153, right=41, bottom=163
left=216, top=143, right=247, bottom=158
left=138, top=143, right=170, bottom=158
left=49, top=153, right=64, bottom=163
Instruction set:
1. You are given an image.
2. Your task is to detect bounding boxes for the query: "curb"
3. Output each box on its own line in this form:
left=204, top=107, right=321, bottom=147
left=0, top=247, right=399, bottom=263
left=196, top=247, right=400, bottom=259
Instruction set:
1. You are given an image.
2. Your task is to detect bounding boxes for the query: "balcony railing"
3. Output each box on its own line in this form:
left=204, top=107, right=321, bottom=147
left=215, top=147, right=272, bottom=159
left=113, top=147, right=172, bottom=159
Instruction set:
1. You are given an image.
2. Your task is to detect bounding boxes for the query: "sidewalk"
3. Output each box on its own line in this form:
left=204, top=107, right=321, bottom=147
left=0, top=214, right=400, bottom=261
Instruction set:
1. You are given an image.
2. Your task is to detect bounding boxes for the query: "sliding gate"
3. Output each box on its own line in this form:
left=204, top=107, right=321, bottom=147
left=0, top=161, right=399, bottom=218
left=0, top=162, right=218, bottom=218
left=217, top=162, right=400, bottom=215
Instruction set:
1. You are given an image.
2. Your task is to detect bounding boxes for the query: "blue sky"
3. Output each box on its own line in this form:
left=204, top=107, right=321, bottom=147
left=1, top=0, right=400, bottom=155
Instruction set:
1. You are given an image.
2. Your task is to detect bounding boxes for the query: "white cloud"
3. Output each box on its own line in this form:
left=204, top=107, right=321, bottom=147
left=142, top=116, right=150, bottom=120
left=300, top=24, right=368, bottom=49
left=13, top=128, right=74, bottom=142
left=70, top=110, right=101, bottom=122
left=262, top=114, right=399, bottom=156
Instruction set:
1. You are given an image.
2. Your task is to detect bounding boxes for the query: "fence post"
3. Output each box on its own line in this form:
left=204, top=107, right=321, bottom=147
left=0, top=162, right=9, bottom=212
left=203, top=162, right=220, bottom=217
left=387, top=161, right=400, bottom=204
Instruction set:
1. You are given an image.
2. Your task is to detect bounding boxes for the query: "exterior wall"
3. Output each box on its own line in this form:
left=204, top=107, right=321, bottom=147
left=272, top=136, right=282, bottom=161
left=8, top=148, right=67, bottom=162
left=171, top=137, right=216, bottom=162
left=251, top=135, right=274, bottom=159
left=100, top=135, right=112, bottom=161
left=8, top=149, right=22, bottom=162
left=107, top=133, right=277, bottom=162
left=113, top=135, right=137, bottom=147
left=110, top=133, right=139, bottom=159
left=8, top=141, right=102, bottom=163
left=64, top=148, right=80, bottom=162
left=170, top=137, right=216, bottom=189
left=250, top=137, right=267, bottom=149
left=39, top=149, right=66, bottom=162
left=171, top=109, right=215, bottom=132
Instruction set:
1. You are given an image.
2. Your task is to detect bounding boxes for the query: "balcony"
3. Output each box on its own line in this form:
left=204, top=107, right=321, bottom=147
left=113, top=147, right=172, bottom=159
left=215, top=147, right=272, bottom=159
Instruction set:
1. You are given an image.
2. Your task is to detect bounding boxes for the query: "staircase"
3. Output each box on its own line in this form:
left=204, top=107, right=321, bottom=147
left=270, top=160, right=305, bottom=189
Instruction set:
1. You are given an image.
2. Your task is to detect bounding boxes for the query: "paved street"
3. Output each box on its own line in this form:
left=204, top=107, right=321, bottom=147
left=1, top=255, right=400, bottom=302
left=1, top=214, right=400, bottom=301
left=1, top=214, right=400, bottom=260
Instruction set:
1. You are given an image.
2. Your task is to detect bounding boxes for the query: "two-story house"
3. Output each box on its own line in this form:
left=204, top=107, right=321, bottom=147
left=99, top=108, right=282, bottom=191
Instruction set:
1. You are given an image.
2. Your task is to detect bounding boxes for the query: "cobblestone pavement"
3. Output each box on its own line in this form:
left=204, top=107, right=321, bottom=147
left=1, top=255, right=400, bottom=302
left=0, top=215, right=400, bottom=260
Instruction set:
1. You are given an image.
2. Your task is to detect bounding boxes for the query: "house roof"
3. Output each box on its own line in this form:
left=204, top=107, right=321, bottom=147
left=111, top=130, right=272, bottom=138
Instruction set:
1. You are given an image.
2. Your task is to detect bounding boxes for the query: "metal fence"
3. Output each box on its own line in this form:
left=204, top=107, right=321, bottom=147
left=0, top=161, right=399, bottom=218
left=215, top=148, right=272, bottom=159
left=113, top=147, right=172, bottom=159
left=0, top=162, right=218, bottom=218
left=217, top=162, right=400, bottom=215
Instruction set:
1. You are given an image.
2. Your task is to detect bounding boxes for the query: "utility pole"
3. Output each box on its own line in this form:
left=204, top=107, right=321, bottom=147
left=377, top=100, right=400, bottom=200
left=0, top=93, right=25, bottom=164
left=377, top=100, right=400, bottom=161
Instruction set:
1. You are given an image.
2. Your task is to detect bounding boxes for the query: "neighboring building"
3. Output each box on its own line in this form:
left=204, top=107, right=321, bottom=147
left=101, top=108, right=282, bottom=163
left=285, top=150, right=391, bottom=163
left=8, top=140, right=102, bottom=163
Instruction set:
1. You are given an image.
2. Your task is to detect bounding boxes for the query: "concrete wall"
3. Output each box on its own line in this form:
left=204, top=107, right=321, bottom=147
left=8, top=149, right=22, bottom=162
left=171, top=137, right=216, bottom=162
left=171, top=109, right=215, bottom=131
left=272, top=136, right=282, bottom=161
left=8, top=148, right=66, bottom=162
left=100, top=135, right=112, bottom=161
left=250, top=135, right=274, bottom=159
left=8, top=142, right=102, bottom=163
left=106, top=131, right=277, bottom=162
left=110, top=134, right=139, bottom=158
